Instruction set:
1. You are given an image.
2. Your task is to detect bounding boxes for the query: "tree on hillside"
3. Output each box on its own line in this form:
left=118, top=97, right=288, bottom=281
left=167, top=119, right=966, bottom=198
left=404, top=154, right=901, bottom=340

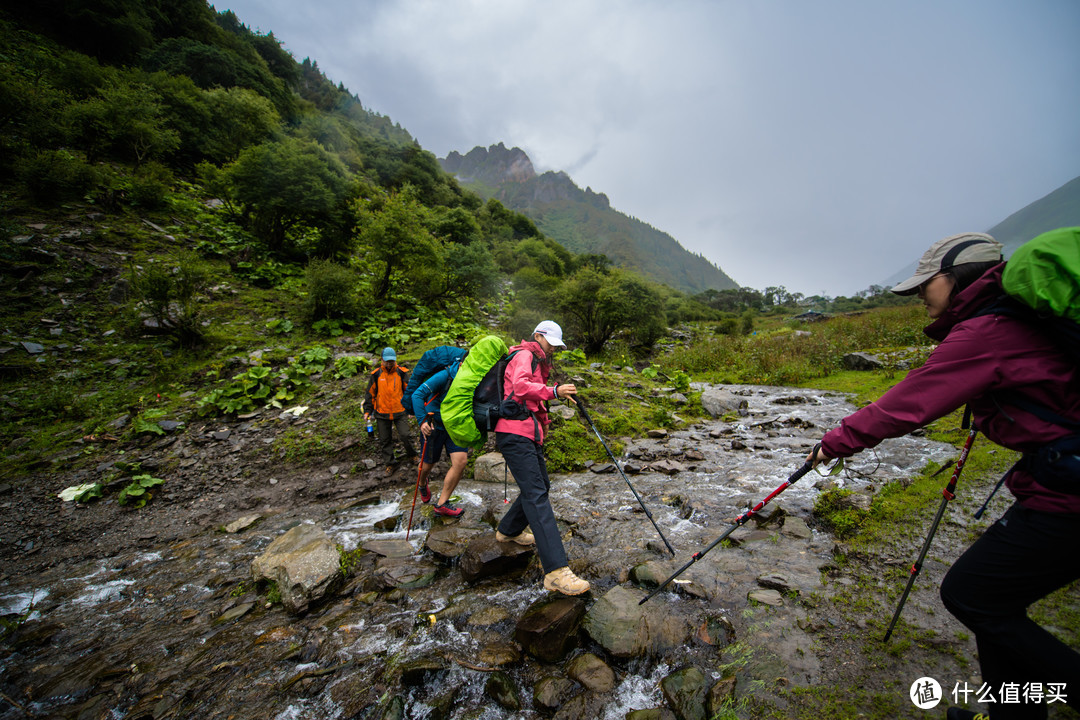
left=558, top=268, right=665, bottom=353
left=225, top=136, right=351, bottom=256
left=354, top=186, right=442, bottom=302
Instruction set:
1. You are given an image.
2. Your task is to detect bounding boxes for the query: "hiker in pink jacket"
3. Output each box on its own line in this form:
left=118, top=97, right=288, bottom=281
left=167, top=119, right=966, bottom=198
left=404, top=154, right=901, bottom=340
left=810, top=233, right=1080, bottom=720
left=493, top=321, right=589, bottom=596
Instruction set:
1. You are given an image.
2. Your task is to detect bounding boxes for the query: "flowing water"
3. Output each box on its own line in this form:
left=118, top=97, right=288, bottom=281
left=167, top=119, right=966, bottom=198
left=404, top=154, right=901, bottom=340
left=0, top=384, right=956, bottom=719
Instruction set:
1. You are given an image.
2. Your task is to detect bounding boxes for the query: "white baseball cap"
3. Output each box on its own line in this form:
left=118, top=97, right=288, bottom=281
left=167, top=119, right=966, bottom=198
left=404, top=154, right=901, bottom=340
left=533, top=320, right=565, bottom=347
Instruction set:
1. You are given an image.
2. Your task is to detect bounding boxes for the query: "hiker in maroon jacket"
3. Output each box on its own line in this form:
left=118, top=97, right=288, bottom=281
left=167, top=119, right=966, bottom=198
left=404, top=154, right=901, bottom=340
left=809, top=233, right=1080, bottom=720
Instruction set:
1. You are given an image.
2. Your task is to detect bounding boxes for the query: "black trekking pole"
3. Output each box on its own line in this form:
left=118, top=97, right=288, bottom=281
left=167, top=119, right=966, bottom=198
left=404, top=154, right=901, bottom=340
left=640, top=447, right=817, bottom=605
left=576, top=397, right=676, bottom=556
left=883, top=425, right=978, bottom=642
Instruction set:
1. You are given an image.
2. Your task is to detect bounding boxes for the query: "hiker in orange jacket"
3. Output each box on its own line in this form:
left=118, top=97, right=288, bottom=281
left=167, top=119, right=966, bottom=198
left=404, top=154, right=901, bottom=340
left=363, top=347, right=418, bottom=476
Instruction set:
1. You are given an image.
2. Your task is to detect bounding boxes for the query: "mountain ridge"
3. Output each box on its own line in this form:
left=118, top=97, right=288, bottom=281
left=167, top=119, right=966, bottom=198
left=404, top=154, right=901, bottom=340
left=439, top=143, right=738, bottom=294
left=881, top=173, right=1080, bottom=288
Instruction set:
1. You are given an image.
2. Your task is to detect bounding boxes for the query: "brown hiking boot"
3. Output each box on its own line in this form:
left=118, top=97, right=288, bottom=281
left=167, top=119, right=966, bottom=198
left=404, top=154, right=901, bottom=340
left=543, top=567, right=590, bottom=596
left=495, top=530, right=535, bottom=546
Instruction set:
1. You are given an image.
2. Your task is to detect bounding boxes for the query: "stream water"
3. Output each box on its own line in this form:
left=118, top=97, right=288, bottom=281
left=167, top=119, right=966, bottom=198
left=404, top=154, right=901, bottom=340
left=0, top=384, right=956, bottom=719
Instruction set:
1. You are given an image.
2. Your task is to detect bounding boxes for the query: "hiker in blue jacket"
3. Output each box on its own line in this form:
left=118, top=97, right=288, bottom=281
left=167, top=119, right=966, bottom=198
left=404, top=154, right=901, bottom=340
left=411, top=361, right=469, bottom=517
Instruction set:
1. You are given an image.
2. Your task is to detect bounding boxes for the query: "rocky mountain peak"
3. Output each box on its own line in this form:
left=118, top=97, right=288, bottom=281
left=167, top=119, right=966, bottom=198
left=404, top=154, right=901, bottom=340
left=440, top=142, right=535, bottom=185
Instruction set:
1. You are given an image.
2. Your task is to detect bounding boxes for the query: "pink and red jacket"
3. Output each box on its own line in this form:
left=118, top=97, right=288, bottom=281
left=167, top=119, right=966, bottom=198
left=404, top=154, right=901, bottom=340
left=821, top=264, right=1080, bottom=513
left=495, top=340, right=561, bottom=444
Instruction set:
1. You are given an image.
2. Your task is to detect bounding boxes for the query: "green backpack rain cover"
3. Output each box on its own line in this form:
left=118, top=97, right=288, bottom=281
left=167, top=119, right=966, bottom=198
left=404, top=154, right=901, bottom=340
left=442, top=335, right=508, bottom=450
left=1002, top=226, right=1080, bottom=323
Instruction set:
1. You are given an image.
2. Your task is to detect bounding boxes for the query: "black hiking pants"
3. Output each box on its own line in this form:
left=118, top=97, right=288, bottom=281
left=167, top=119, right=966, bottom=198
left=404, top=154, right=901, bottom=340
left=941, top=502, right=1080, bottom=719
left=376, top=416, right=417, bottom=465
left=495, top=431, right=568, bottom=574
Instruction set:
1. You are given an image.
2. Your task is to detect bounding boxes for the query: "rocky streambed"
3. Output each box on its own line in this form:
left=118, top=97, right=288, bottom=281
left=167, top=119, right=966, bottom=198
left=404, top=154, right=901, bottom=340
left=1, top=384, right=974, bottom=719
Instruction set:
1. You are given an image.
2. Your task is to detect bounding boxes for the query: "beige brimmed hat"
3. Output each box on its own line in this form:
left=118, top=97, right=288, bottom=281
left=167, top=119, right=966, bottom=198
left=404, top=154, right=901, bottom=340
left=891, top=232, right=1004, bottom=295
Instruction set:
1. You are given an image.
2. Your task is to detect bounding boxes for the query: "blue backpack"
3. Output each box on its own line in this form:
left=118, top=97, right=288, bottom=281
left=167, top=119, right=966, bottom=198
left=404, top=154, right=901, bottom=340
left=402, top=346, right=468, bottom=416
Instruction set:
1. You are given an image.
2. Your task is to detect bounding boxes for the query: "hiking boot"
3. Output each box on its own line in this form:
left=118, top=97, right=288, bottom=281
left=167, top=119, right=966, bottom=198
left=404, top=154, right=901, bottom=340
left=543, top=567, right=590, bottom=596
left=419, top=484, right=431, bottom=503
left=496, top=530, right=535, bottom=546
left=946, top=709, right=989, bottom=720
left=433, top=502, right=463, bottom=518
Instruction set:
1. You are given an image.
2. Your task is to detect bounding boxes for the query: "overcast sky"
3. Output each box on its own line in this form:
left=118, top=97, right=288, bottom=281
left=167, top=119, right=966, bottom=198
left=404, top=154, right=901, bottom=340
left=220, top=0, right=1080, bottom=297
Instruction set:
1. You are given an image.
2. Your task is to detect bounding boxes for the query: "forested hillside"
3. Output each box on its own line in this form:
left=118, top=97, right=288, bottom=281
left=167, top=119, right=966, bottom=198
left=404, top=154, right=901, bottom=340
left=441, top=144, right=739, bottom=294
left=3, top=1, right=747, bottom=361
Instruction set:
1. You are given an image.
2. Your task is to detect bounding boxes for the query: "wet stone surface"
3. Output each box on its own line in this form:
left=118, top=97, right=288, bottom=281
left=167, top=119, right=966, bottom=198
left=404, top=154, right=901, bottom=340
left=0, top=383, right=977, bottom=719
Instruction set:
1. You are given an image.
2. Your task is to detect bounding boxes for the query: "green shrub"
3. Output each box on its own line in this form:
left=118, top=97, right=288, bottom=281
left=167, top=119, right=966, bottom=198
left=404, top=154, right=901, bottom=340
left=128, top=252, right=211, bottom=348
left=16, top=148, right=96, bottom=204
left=128, top=161, right=173, bottom=209
left=304, top=258, right=358, bottom=323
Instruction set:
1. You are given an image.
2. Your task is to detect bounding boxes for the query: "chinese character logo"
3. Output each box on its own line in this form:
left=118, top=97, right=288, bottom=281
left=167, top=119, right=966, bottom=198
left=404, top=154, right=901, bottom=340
left=911, top=677, right=943, bottom=709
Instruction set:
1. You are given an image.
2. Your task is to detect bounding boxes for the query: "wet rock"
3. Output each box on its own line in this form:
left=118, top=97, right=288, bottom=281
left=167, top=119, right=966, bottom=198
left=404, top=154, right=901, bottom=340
left=650, top=459, right=684, bottom=475
left=626, top=710, right=677, bottom=720
left=707, top=676, right=738, bottom=717
left=781, top=516, right=812, bottom=539
left=660, top=665, right=708, bottom=720
left=425, top=524, right=489, bottom=561
left=468, top=605, right=512, bottom=627
left=486, top=670, right=523, bottom=710
left=589, top=463, right=616, bottom=474
left=700, top=388, right=748, bottom=418
left=842, top=352, right=884, bottom=370
left=361, top=539, right=413, bottom=558
left=398, top=654, right=450, bottom=685
left=534, top=676, right=579, bottom=712
left=474, top=452, right=516, bottom=483
left=251, top=523, right=342, bottom=614
left=380, top=696, right=404, bottom=720
left=158, top=420, right=183, bottom=433
left=695, top=615, right=735, bottom=646
left=374, top=515, right=398, bottom=532
left=623, top=462, right=643, bottom=474
left=748, top=588, right=784, bottom=606
left=374, top=557, right=438, bottom=590
left=220, top=514, right=261, bottom=533
left=459, top=534, right=534, bottom=583
left=647, top=429, right=669, bottom=439
left=670, top=393, right=688, bottom=405
left=20, top=341, right=44, bottom=355
left=756, top=573, right=795, bottom=594
left=629, top=560, right=669, bottom=588
left=340, top=494, right=381, bottom=510
left=213, top=601, right=254, bottom=625
left=479, top=640, right=521, bottom=667
left=565, top=652, right=615, bottom=692
left=683, top=449, right=705, bottom=462
left=515, top=594, right=588, bottom=663
left=582, top=585, right=693, bottom=659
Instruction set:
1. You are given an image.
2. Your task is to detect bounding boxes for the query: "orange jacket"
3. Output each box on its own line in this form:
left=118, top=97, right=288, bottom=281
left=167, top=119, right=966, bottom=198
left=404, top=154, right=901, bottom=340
left=363, top=364, right=411, bottom=419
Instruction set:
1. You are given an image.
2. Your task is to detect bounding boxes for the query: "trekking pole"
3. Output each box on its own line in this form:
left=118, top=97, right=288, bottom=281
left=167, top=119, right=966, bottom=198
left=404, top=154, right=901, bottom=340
left=576, top=398, right=676, bottom=556
left=973, top=465, right=1015, bottom=520
left=883, top=425, right=978, bottom=642
left=640, top=447, right=817, bottom=605
left=405, top=436, right=429, bottom=541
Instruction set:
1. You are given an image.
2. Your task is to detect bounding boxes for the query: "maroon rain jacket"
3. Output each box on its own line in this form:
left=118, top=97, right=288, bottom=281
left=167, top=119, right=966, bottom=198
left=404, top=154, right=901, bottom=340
left=821, top=264, right=1080, bottom=514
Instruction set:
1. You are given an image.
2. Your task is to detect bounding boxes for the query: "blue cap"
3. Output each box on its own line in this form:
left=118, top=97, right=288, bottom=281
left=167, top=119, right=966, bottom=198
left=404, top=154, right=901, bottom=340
left=382, top=347, right=396, bottom=361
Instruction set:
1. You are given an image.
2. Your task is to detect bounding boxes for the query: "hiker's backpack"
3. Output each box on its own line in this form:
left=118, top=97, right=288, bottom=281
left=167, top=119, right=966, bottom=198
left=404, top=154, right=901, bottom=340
left=999, top=226, right=1080, bottom=363
left=401, top=345, right=468, bottom=416
left=984, top=227, right=1080, bottom=493
left=442, top=336, right=533, bottom=450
